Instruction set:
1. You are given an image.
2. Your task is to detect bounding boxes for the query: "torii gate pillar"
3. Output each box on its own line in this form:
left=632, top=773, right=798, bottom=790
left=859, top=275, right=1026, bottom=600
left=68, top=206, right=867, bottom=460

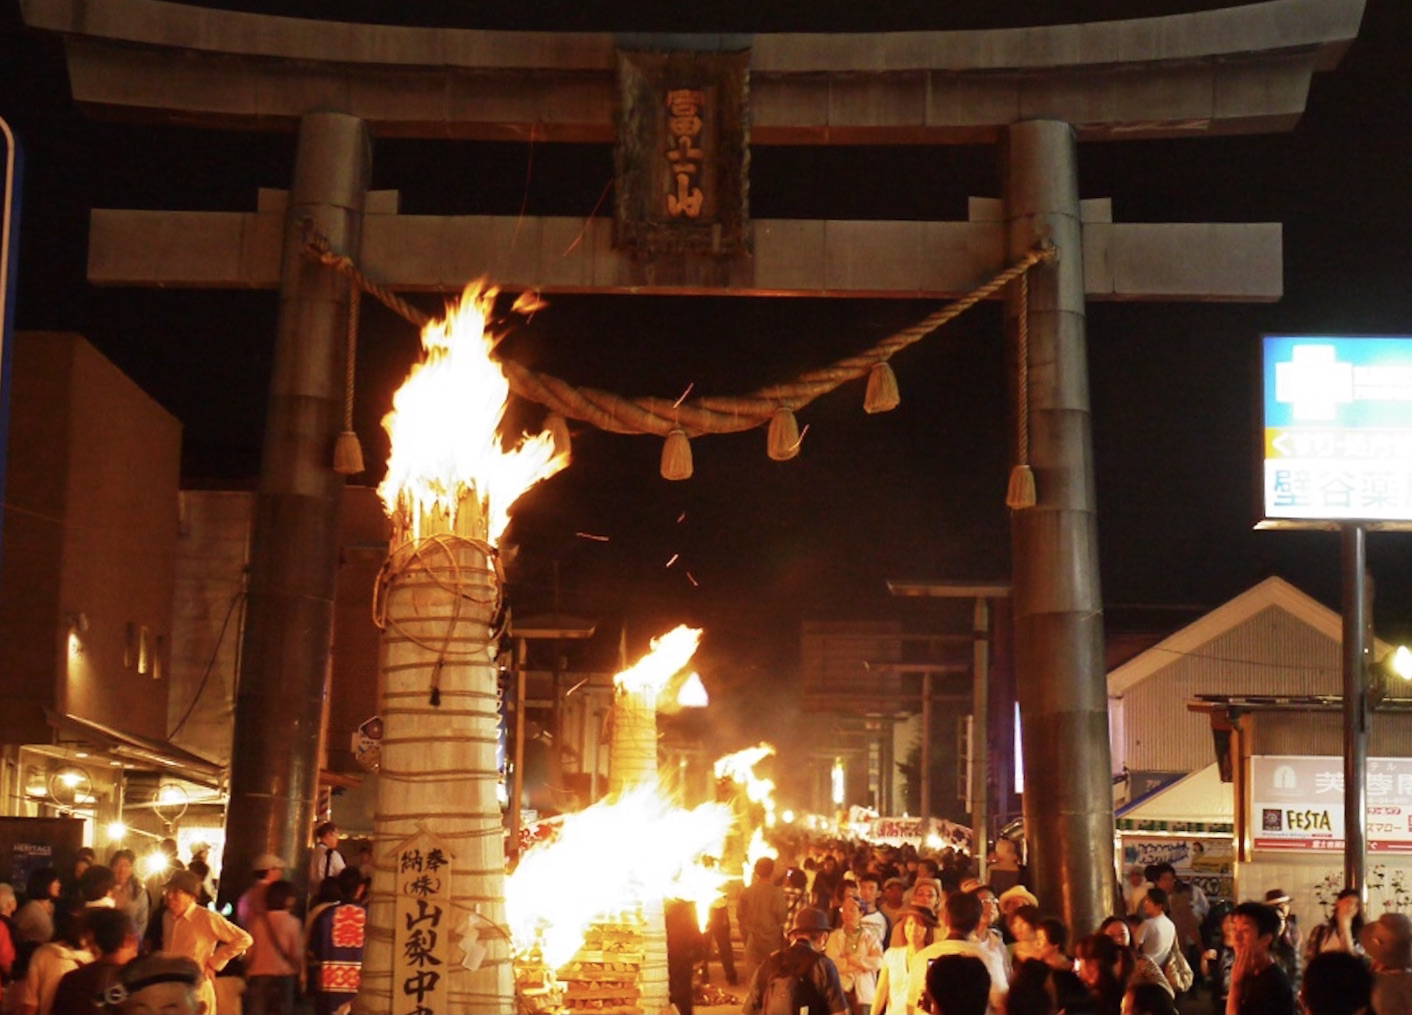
left=222, top=112, right=370, bottom=905
left=1004, top=119, right=1115, bottom=933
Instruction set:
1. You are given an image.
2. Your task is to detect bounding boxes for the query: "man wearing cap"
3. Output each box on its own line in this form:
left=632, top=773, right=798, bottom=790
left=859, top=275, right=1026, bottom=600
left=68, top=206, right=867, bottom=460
left=235, top=853, right=287, bottom=929
left=160, top=870, right=252, bottom=1015
left=742, top=907, right=848, bottom=1015
left=112, top=953, right=207, bottom=1014
left=1359, top=911, right=1412, bottom=1015
left=879, top=878, right=907, bottom=928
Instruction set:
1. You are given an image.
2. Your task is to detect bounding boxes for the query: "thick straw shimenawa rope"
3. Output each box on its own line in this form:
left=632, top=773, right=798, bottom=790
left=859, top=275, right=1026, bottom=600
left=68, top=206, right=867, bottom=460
left=303, top=220, right=1055, bottom=491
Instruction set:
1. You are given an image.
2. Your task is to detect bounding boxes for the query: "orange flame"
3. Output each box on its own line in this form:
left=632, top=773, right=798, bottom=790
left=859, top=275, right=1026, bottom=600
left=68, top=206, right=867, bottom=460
left=714, top=744, right=779, bottom=881
left=614, top=625, right=702, bottom=696
left=505, top=786, right=733, bottom=968
left=379, top=282, right=567, bottom=544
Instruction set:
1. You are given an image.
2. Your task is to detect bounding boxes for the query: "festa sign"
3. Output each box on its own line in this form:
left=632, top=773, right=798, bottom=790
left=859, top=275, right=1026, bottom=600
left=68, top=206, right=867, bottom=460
left=1253, top=755, right=1412, bottom=852
left=390, top=829, right=454, bottom=1015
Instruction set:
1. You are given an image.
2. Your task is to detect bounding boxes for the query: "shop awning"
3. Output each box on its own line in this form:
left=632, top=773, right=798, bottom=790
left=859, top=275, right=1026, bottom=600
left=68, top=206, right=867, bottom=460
left=44, top=710, right=225, bottom=789
left=1116, top=763, right=1233, bottom=835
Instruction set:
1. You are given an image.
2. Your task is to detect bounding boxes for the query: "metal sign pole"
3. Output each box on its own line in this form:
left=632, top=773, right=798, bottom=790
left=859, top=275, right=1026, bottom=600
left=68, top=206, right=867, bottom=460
left=1342, top=523, right=1368, bottom=893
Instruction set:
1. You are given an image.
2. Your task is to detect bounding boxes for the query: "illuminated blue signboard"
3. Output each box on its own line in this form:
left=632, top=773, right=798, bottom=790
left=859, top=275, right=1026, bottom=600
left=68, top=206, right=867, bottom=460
left=1261, top=335, right=1412, bottom=528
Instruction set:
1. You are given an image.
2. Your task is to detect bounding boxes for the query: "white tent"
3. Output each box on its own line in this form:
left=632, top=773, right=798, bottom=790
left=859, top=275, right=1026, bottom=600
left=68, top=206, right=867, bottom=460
left=1116, top=763, right=1233, bottom=834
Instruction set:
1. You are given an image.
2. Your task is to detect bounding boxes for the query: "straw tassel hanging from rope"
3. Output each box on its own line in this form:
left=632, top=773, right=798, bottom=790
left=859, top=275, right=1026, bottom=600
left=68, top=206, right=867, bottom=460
left=661, top=427, right=693, bottom=480
left=864, top=362, right=900, bottom=414
left=1006, top=270, right=1037, bottom=510
left=767, top=407, right=801, bottom=461
left=333, top=281, right=366, bottom=476
left=302, top=227, right=1056, bottom=481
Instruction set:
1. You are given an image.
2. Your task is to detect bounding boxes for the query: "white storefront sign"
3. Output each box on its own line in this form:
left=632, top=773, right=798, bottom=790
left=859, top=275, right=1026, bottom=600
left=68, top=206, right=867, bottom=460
left=1253, top=755, right=1412, bottom=852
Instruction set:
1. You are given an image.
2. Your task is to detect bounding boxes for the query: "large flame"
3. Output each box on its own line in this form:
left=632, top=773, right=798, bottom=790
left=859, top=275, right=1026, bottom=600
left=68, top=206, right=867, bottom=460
left=506, top=786, right=733, bottom=968
left=714, top=744, right=779, bottom=882
left=615, top=625, right=702, bottom=696
left=379, top=282, right=567, bottom=545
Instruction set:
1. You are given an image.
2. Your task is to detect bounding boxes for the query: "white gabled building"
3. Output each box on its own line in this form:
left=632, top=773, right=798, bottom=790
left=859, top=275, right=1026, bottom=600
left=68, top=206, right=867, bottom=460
left=1107, top=576, right=1412, bottom=924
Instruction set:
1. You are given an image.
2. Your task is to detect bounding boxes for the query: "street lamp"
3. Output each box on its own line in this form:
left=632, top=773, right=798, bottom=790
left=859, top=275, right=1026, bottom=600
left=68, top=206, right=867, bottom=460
left=1391, top=645, right=1412, bottom=682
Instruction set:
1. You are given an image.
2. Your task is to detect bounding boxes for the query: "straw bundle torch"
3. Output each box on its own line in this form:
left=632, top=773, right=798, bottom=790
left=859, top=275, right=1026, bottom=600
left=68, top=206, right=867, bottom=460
left=359, top=283, right=566, bottom=1014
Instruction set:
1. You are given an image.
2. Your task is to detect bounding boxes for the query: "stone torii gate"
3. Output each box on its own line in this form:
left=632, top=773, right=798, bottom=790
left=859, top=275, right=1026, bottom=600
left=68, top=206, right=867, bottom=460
left=25, top=0, right=1363, bottom=972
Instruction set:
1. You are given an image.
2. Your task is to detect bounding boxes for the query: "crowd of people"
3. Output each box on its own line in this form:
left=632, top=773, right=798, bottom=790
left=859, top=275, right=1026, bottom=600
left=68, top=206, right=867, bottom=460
left=718, top=839, right=1412, bottom=1015
left=0, top=822, right=366, bottom=1015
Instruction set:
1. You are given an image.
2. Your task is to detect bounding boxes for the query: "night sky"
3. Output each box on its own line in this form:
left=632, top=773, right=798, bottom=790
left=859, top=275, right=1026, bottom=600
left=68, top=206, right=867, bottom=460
left=3, top=1, right=1412, bottom=750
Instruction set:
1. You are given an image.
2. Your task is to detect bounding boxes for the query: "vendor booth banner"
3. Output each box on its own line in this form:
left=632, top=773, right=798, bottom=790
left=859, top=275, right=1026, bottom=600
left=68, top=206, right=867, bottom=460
left=1253, top=755, right=1412, bottom=852
left=865, top=816, right=972, bottom=851
left=1121, top=836, right=1233, bottom=901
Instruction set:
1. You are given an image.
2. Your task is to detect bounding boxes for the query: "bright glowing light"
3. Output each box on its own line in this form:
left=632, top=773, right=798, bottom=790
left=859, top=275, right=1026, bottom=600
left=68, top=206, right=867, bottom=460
left=616, top=626, right=702, bottom=697
left=744, top=826, right=778, bottom=885
left=505, top=786, right=733, bottom=969
left=781, top=809, right=795, bottom=824
left=1393, top=645, right=1412, bottom=681
left=676, top=672, right=709, bottom=708
left=925, top=832, right=944, bottom=851
left=379, top=281, right=568, bottom=545
left=830, top=759, right=845, bottom=807
left=58, top=771, right=82, bottom=790
left=139, top=850, right=170, bottom=880
left=106, top=822, right=127, bottom=843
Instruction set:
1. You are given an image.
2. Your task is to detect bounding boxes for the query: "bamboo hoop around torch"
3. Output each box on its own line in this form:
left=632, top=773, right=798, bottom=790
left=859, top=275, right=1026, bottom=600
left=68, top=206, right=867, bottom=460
left=361, top=495, right=514, bottom=1014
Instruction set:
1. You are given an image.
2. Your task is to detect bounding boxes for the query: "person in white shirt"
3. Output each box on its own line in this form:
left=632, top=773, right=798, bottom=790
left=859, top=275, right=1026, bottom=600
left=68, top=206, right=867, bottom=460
left=308, top=822, right=346, bottom=900
left=161, top=870, right=252, bottom=1015
left=826, top=897, right=883, bottom=1013
left=965, top=882, right=1013, bottom=985
left=1137, top=886, right=1178, bottom=967
left=907, top=892, right=1008, bottom=1014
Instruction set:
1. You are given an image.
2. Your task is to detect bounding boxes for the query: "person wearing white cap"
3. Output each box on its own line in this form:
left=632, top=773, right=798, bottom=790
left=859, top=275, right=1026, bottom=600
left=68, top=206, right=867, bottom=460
left=236, top=853, right=288, bottom=929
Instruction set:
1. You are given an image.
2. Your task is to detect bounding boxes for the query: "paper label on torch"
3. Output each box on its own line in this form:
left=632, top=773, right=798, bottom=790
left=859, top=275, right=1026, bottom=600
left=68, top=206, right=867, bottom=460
left=390, top=829, right=455, bottom=1015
